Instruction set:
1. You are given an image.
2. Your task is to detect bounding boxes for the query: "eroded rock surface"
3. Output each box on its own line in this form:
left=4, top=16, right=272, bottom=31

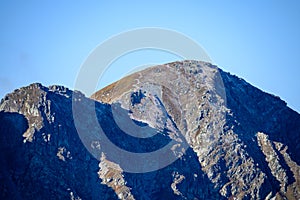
left=92, top=60, right=300, bottom=199
left=1, top=60, right=299, bottom=199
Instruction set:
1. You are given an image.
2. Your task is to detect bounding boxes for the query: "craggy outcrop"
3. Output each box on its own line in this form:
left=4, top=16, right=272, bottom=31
left=1, top=60, right=299, bottom=199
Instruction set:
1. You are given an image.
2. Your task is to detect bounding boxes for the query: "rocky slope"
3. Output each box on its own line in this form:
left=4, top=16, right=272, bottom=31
left=1, top=60, right=300, bottom=199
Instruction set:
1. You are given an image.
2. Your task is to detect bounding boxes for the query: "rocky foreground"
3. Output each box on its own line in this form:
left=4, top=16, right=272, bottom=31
left=0, top=60, right=299, bottom=199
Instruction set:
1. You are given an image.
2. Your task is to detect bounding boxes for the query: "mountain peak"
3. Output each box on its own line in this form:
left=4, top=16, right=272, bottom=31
left=1, top=60, right=300, bottom=199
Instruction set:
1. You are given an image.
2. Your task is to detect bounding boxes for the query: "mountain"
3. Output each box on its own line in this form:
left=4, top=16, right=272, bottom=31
left=0, top=60, right=299, bottom=199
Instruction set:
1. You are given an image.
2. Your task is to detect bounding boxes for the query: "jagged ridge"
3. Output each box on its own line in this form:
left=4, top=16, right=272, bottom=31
left=0, top=60, right=299, bottom=199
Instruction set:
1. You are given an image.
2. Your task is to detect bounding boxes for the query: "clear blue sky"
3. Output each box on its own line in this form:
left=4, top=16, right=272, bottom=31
left=1, top=1, right=299, bottom=112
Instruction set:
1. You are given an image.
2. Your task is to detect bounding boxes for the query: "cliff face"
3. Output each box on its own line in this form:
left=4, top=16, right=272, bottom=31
left=0, top=84, right=118, bottom=199
left=0, top=60, right=299, bottom=199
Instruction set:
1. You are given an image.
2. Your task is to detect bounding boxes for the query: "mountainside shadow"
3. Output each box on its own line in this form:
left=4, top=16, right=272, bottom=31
left=220, top=69, right=300, bottom=197
left=92, top=101, right=224, bottom=199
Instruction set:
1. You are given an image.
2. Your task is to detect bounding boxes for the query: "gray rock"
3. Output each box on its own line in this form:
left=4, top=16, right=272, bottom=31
left=1, top=60, right=299, bottom=199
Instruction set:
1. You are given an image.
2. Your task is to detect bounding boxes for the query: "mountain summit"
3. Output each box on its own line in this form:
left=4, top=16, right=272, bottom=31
left=1, top=60, right=299, bottom=199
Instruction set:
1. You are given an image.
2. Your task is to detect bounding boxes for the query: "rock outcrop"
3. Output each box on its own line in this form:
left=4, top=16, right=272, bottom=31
left=0, top=60, right=299, bottom=199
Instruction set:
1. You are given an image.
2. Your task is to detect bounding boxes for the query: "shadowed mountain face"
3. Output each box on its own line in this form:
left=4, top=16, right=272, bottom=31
left=0, top=60, right=300, bottom=199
